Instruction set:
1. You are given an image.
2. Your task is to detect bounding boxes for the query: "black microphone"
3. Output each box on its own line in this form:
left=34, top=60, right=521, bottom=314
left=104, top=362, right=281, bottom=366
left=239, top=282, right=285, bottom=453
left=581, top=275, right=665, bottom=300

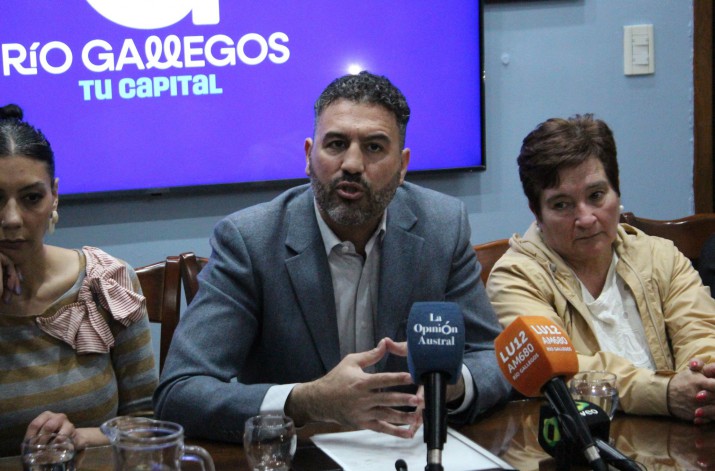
left=407, top=302, right=465, bottom=471
left=595, top=439, right=643, bottom=471
left=538, top=401, right=610, bottom=467
left=494, top=316, right=607, bottom=471
left=541, top=399, right=644, bottom=471
left=395, top=458, right=408, bottom=471
left=540, top=398, right=643, bottom=471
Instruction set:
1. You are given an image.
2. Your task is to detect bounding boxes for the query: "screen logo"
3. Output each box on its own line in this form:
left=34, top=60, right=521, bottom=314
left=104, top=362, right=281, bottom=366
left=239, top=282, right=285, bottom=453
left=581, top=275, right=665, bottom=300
left=87, top=0, right=220, bottom=29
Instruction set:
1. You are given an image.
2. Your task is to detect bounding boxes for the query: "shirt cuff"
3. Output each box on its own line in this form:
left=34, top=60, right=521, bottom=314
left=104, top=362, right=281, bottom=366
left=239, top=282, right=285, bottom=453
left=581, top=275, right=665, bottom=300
left=260, top=383, right=297, bottom=414
left=448, top=364, right=474, bottom=415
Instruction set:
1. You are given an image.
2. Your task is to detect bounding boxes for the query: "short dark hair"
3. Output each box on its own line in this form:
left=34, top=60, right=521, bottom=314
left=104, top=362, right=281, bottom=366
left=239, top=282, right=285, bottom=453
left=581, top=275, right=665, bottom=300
left=314, top=71, right=411, bottom=148
left=0, top=104, right=55, bottom=180
left=517, top=114, right=619, bottom=219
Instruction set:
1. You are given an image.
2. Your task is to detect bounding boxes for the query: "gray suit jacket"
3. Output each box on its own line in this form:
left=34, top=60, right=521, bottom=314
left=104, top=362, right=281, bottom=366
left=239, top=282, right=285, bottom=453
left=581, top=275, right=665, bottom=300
left=154, top=182, right=510, bottom=441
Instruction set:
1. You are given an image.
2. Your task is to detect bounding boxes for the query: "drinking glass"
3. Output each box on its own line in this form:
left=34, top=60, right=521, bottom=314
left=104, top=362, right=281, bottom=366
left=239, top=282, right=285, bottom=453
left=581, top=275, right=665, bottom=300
left=569, top=370, right=620, bottom=419
left=22, top=433, right=75, bottom=471
left=243, top=415, right=297, bottom=471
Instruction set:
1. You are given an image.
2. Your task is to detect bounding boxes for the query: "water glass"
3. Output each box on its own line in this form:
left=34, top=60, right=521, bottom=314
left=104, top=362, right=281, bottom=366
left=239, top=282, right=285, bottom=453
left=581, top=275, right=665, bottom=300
left=569, top=370, right=620, bottom=419
left=22, top=433, right=75, bottom=471
left=243, top=415, right=297, bottom=471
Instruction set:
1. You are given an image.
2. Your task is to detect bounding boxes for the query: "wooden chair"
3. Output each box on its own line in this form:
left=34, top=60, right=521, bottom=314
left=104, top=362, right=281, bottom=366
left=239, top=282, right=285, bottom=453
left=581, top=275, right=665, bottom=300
left=473, top=239, right=510, bottom=285
left=179, top=252, right=209, bottom=305
left=135, top=256, right=181, bottom=372
left=620, top=212, right=715, bottom=265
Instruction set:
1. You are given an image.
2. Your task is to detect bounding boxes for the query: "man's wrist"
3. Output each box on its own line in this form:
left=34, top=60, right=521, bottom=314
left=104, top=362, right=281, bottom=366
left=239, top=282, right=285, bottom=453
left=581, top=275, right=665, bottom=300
left=446, top=377, right=466, bottom=408
left=285, top=382, right=315, bottom=426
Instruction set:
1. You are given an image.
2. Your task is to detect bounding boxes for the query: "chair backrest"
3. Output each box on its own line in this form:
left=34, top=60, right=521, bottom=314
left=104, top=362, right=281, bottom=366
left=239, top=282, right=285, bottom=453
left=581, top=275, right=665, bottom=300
left=135, top=256, right=181, bottom=372
left=473, top=239, right=510, bottom=285
left=179, top=252, right=209, bottom=305
left=620, top=212, right=715, bottom=265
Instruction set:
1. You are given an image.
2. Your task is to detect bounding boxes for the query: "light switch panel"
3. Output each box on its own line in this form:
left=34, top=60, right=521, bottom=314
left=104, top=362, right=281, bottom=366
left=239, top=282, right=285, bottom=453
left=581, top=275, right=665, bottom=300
left=624, top=24, right=654, bottom=75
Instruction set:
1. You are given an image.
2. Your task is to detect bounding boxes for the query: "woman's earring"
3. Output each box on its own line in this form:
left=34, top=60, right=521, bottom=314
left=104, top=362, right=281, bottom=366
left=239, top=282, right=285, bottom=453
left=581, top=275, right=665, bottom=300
left=619, top=204, right=625, bottom=213
left=48, top=210, right=59, bottom=234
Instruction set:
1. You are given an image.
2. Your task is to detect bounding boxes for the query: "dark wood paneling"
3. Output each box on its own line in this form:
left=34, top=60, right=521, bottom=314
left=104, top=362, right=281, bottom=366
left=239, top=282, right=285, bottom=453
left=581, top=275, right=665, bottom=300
left=694, top=0, right=714, bottom=212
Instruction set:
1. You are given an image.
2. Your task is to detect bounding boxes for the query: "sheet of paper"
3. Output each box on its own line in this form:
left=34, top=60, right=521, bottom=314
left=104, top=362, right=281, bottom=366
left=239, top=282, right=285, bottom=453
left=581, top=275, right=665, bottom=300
left=311, top=427, right=515, bottom=471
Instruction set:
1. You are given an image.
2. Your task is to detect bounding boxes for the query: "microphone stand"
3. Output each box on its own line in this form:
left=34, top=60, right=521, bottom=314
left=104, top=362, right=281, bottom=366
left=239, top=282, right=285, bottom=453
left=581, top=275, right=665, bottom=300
left=423, top=373, right=446, bottom=471
left=544, top=378, right=607, bottom=471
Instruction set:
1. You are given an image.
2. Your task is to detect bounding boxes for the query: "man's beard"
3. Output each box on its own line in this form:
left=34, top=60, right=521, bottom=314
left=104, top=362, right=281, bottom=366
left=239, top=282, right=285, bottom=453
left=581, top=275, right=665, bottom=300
left=310, top=162, right=401, bottom=227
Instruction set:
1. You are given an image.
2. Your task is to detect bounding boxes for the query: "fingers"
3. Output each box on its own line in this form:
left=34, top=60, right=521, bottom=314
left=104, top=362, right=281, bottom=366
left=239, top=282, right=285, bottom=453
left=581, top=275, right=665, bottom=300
left=409, top=386, right=425, bottom=437
left=1, top=254, right=21, bottom=304
left=25, top=411, right=75, bottom=439
left=360, top=419, right=417, bottom=439
left=670, top=369, right=715, bottom=422
left=353, top=338, right=389, bottom=369
left=356, top=405, right=423, bottom=439
left=367, top=371, right=415, bottom=391
left=383, top=338, right=408, bottom=357
left=693, top=405, right=715, bottom=425
left=295, top=339, right=429, bottom=439
left=371, top=389, right=422, bottom=410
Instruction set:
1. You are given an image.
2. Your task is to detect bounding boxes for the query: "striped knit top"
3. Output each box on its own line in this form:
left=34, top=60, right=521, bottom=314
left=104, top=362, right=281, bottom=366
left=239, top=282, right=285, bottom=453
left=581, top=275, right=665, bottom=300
left=0, top=247, right=158, bottom=456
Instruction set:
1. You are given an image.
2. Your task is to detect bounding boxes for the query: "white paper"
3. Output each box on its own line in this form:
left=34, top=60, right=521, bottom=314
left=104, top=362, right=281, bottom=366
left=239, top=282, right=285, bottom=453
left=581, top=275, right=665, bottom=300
left=311, top=426, right=514, bottom=471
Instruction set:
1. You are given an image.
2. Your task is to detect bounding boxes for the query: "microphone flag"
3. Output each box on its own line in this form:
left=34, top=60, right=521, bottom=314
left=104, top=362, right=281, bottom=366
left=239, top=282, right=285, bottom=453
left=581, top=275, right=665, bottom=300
left=494, top=315, right=579, bottom=397
left=406, top=302, right=465, bottom=385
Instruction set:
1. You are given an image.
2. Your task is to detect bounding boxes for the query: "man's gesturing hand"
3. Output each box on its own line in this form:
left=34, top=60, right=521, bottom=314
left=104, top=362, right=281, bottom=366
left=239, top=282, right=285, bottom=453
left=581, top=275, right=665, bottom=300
left=286, top=338, right=423, bottom=438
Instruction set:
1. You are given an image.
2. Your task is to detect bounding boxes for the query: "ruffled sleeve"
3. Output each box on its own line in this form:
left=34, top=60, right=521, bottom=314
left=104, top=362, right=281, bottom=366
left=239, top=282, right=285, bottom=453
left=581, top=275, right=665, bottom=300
left=36, top=247, right=147, bottom=354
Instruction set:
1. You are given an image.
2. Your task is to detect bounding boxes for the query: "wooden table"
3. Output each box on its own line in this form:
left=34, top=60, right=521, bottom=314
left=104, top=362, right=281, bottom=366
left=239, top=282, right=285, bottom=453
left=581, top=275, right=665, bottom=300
left=2, top=399, right=714, bottom=470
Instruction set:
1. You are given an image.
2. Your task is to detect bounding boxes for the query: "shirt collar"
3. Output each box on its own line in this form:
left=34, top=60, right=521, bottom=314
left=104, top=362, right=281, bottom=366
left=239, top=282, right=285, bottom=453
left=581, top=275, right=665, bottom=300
left=313, top=199, right=387, bottom=256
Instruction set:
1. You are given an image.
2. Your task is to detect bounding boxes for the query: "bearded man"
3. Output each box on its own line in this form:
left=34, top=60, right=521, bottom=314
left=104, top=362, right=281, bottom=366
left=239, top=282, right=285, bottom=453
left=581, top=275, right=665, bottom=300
left=154, top=72, right=510, bottom=442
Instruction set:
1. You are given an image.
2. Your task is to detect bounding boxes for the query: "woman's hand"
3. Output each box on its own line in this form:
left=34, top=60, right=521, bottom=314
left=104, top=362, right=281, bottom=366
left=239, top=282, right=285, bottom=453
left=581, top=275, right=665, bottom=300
left=0, top=251, right=21, bottom=303
left=25, top=411, right=76, bottom=440
left=668, top=359, right=715, bottom=424
left=25, top=412, right=109, bottom=450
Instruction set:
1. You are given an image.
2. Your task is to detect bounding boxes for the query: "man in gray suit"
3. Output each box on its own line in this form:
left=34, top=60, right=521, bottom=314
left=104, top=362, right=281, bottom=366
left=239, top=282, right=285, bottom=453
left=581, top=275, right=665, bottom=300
left=155, top=71, right=510, bottom=442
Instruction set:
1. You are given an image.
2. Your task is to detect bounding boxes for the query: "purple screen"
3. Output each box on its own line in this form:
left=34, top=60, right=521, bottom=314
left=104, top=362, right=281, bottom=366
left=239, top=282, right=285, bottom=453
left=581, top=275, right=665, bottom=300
left=1, top=1, right=484, bottom=196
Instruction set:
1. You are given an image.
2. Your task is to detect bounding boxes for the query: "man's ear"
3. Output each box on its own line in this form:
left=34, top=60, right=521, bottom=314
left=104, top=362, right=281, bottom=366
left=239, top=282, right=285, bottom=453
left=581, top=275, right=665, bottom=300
left=398, top=148, right=410, bottom=184
left=304, top=138, right=313, bottom=176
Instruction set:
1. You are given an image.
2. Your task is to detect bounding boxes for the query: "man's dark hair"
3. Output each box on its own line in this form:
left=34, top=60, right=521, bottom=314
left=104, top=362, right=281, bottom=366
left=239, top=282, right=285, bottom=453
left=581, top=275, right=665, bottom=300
left=314, top=71, right=411, bottom=148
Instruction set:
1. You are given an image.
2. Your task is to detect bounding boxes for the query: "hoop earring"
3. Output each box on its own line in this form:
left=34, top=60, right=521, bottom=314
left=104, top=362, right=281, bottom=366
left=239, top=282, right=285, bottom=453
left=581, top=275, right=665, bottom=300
left=48, top=210, right=59, bottom=234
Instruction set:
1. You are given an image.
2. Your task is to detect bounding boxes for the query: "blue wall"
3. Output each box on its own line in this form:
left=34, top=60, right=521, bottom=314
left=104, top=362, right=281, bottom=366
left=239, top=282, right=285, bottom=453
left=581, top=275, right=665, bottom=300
left=50, top=0, right=695, bottom=266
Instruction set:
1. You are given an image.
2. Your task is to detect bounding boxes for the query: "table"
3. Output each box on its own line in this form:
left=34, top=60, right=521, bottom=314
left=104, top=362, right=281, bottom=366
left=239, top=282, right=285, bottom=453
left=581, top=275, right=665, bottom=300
left=2, top=399, right=714, bottom=470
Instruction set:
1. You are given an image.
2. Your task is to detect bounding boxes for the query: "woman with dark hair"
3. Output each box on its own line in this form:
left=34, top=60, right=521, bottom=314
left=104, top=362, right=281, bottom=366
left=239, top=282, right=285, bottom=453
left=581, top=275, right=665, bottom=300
left=487, top=114, right=715, bottom=422
left=0, top=105, right=158, bottom=456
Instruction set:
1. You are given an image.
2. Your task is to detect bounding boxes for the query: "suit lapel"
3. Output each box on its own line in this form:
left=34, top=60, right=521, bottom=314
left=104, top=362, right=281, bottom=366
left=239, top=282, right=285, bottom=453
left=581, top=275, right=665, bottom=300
left=376, top=192, right=423, bottom=345
left=284, top=190, right=341, bottom=372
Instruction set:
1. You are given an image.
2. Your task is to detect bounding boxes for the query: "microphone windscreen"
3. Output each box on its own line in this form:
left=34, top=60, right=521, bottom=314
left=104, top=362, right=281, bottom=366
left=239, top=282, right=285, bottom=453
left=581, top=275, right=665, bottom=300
left=494, top=316, right=578, bottom=397
left=406, top=302, right=465, bottom=384
left=538, top=401, right=610, bottom=464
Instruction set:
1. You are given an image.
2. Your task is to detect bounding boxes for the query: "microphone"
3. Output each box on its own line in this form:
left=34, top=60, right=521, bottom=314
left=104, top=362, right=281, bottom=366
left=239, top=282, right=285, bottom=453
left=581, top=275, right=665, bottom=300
left=395, top=458, right=408, bottom=471
left=407, top=302, right=465, bottom=471
left=540, top=401, right=641, bottom=471
left=538, top=401, right=610, bottom=465
left=594, top=438, right=643, bottom=471
left=494, top=316, right=607, bottom=471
